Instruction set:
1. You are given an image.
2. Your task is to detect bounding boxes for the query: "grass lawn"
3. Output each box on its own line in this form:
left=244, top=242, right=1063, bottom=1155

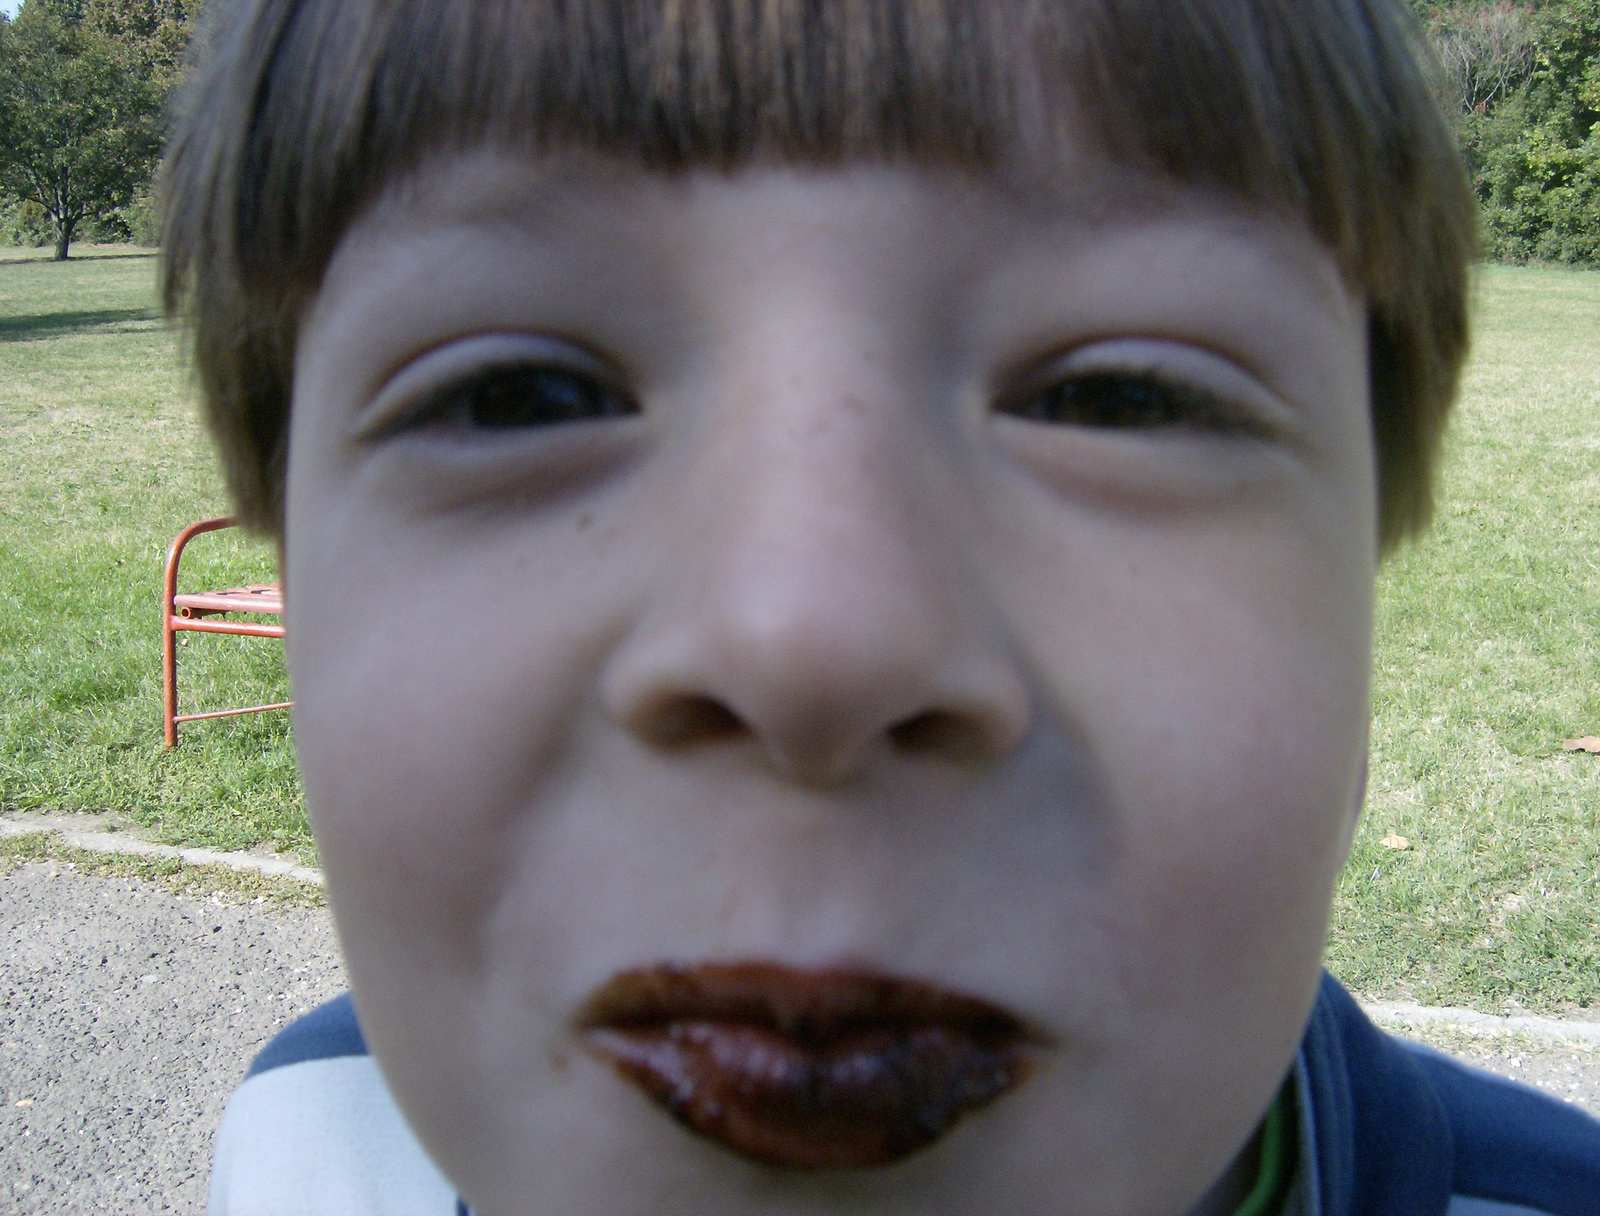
left=0, top=247, right=304, bottom=859
left=1328, top=264, right=1600, bottom=1015
left=2, top=248, right=1599, bottom=1013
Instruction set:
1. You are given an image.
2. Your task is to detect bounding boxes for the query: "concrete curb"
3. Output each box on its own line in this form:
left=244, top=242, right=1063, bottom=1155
left=1362, top=1000, right=1600, bottom=1046
left=0, top=816, right=323, bottom=886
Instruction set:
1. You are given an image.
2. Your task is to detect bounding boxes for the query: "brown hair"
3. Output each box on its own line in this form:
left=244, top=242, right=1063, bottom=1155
left=161, top=0, right=1478, bottom=551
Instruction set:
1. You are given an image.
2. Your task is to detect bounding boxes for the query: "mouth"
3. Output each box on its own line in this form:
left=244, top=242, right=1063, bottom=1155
left=574, top=961, right=1043, bottom=1169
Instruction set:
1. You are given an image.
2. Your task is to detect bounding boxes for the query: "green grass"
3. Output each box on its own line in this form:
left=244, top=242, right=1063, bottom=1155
left=0, top=246, right=306, bottom=860
left=3, top=248, right=1600, bottom=1013
left=1328, top=265, right=1600, bottom=1015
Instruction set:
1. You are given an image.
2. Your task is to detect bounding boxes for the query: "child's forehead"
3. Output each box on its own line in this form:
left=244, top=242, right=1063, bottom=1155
left=362, top=144, right=1304, bottom=259
left=338, top=146, right=1351, bottom=321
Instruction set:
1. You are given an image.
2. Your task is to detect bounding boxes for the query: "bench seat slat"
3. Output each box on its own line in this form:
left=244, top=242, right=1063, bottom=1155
left=173, top=583, right=283, bottom=617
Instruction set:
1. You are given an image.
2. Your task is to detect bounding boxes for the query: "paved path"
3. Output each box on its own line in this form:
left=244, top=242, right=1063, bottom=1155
left=4, top=849, right=1600, bottom=1214
left=3, top=859, right=341, bottom=1214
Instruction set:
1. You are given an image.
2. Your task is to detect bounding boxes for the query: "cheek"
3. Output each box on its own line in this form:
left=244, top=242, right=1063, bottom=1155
left=1003, top=505, right=1374, bottom=986
left=982, top=509, right=1373, bottom=1171
left=283, top=505, right=630, bottom=979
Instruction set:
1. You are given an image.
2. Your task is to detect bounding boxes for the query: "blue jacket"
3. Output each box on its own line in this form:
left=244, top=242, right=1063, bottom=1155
left=1303, top=974, right=1600, bottom=1215
left=209, top=973, right=1600, bottom=1215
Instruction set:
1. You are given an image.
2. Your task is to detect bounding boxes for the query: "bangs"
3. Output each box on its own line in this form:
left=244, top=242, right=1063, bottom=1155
left=163, top=0, right=1477, bottom=547
left=231, top=0, right=1024, bottom=280
left=196, top=0, right=1427, bottom=276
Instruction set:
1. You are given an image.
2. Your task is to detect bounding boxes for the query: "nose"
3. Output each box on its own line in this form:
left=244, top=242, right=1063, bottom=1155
left=602, top=374, right=1031, bottom=785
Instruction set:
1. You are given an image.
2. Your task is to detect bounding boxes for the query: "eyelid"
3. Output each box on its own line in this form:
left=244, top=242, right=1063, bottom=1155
left=351, top=333, right=628, bottom=440
left=997, top=339, right=1303, bottom=440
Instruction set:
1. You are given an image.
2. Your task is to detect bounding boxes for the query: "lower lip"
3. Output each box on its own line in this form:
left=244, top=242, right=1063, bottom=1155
left=578, top=970, right=1035, bottom=1169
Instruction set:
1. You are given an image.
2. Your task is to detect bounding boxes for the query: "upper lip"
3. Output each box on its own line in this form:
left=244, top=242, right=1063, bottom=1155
left=574, top=960, right=1045, bottom=1045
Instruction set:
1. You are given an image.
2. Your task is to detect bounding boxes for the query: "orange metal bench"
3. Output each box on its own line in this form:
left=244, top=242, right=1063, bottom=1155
left=161, top=516, right=290, bottom=748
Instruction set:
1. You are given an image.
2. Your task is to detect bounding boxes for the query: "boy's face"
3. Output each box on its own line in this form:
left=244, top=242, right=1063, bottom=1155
left=285, top=149, right=1375, bottom=1215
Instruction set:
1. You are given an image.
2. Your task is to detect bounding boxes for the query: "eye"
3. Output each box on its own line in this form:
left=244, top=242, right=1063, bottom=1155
left=998, top=370, right=1257, bottom=435
left=416, top=363, right=637, bottom=432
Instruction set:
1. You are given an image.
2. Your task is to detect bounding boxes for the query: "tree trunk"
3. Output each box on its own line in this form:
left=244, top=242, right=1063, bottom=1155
left=53, top=218, right=74, bottom=261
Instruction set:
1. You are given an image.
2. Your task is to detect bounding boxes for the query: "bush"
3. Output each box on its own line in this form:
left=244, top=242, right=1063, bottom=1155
left=116, top=188, right=159, bottom=247
left=1471, top=103, right=1600, bottom=263
left=0, top=198, right=55, bottom=247
left=1424, top=0, right=1600, bottom=267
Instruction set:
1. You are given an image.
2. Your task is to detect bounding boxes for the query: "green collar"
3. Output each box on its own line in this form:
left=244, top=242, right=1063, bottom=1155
left=1233, top=1083, right=1295, bottom=1216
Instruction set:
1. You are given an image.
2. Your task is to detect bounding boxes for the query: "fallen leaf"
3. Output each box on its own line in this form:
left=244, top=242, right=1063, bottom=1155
left=1563, top=737, right=1600, bottom=753
left=1381, top=832, right=1411, bottom=851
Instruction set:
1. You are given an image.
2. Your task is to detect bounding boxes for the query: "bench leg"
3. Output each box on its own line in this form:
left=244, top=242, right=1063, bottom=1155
left=162, top=614, right=179, bottom=749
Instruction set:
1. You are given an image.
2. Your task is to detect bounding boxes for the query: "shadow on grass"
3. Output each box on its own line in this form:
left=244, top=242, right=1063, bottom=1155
left=0, top=308, right=157, bottom=342
left=0, top=251, right=157, bottom=264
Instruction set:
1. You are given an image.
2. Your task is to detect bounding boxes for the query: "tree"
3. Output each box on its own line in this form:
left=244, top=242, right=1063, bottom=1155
left=1475, top=0, right=1600, bottom=262
left=1428, top=2, right=1537, bottom=117
left=1417, top=0, right=1600, bottom=264
left=78, top=0, right=202, bottom=92
left=0, top=0, right=165, bottom=259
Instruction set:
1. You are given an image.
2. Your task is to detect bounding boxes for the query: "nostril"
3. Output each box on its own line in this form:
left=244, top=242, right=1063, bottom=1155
left=633, top=694, right=748, bottom=750
left=888, top=710, right=991, bottom=764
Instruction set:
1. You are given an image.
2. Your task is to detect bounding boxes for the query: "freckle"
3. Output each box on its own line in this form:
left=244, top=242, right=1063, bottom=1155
left=577, top=512, right=594, bottom=531
left=548, top=1045, right=572, bottom=1073
left=842, top=395, right=868, bottom=417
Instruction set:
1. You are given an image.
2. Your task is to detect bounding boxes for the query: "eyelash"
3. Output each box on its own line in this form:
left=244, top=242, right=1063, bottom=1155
left=997, top=370, right=1261, bottom=436
left=401, top=359, right=1253, bottom=439
left=412, top=364, right=637, bottom=432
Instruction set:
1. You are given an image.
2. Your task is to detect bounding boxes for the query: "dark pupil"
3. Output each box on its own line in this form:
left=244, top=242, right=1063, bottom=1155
left=457, top=367, right=629, bottom=428
left=1019, top=373, right=1185, bottom=428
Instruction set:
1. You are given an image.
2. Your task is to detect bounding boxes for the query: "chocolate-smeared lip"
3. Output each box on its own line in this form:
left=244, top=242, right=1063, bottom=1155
left=575, top=962, right=1045, bottom=1169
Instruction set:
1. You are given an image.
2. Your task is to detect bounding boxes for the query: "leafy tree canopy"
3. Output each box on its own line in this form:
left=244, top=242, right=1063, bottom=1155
left=0, top=0, right=194, bottom=258
left=76, top=0, right=201, bottom=86
left=1416, top=0, right=1600, bottom=263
